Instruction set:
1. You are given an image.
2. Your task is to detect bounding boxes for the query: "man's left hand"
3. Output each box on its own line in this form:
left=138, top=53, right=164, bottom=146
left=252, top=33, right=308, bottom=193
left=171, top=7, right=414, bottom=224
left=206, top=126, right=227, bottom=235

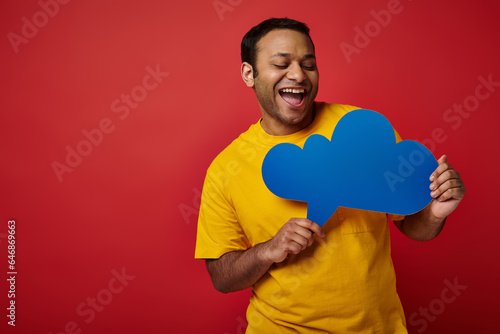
left=428, top=155, right=466, bottom=220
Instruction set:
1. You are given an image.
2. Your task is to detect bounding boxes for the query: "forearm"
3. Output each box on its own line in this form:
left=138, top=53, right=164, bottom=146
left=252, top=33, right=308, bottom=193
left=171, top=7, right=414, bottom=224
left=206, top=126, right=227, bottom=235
left=395, top=205, right=446, bottom=241
left=205, top=218, right=325, bottom=293
left=206, top=243, right=274, bottom=293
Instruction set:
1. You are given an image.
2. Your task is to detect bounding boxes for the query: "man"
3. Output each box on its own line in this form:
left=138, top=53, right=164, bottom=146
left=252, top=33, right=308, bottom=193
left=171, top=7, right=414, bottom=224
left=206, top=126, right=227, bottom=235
left=195, top=18, right=465, bottom=333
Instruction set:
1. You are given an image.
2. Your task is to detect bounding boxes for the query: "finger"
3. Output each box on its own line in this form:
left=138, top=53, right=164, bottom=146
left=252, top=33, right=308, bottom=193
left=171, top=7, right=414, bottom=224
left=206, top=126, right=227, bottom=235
left=288, top=228, right=313, bottom=250
left=294, top=219, right=325, bottom=238
left=279, top=222, right=313, bottom=250
left=437, top=154, right=447, bottom=165
left=283, top=241, right=303, bottom=255
left=431, top=179, right=464, bottom=199
left=287, top=224, right=316, bottom=248
left=435, top=185, right=466, bottom=202
left=275, top=231, right=304, bottom=254
left=430, top=161, right=453, bottom=182
left=295, top=229, right=316, bottom=247
left=430, top=169, right=461, bottom=191
left=291, top=222, right=315, bottom=240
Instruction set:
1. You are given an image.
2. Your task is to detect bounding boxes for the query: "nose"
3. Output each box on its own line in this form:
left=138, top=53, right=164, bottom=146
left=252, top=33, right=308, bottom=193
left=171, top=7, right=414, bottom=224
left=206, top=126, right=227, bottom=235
left=286, top=62, right=306, bottom=83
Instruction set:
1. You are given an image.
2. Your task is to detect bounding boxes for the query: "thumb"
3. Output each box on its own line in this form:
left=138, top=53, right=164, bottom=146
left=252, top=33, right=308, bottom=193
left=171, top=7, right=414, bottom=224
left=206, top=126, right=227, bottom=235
left=437, top=154, right=447, bottom=165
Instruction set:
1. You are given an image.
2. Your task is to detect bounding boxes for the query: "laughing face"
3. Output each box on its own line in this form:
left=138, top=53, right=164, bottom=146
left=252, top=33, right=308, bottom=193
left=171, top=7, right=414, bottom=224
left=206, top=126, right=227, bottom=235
left=241, top=29, right=319, bottom=136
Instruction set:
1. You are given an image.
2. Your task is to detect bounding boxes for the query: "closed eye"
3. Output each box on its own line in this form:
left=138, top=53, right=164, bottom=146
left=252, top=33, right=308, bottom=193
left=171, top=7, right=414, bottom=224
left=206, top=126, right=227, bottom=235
left=302, top=65, right=316, bottom=71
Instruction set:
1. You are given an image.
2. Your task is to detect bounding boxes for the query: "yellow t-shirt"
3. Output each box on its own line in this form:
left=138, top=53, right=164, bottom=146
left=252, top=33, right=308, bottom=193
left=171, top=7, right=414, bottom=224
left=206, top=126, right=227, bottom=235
left=195, top=102, right=408, bottom=333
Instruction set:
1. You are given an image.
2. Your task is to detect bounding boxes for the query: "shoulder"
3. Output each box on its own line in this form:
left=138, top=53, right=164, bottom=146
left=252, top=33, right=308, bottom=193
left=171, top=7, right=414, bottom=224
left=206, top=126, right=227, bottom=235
left=206, top=122, right=259, bottom=174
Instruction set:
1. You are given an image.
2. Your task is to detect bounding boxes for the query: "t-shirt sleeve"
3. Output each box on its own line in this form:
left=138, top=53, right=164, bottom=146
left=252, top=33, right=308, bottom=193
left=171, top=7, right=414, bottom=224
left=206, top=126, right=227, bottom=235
left=194, top=161, right=251, bottom=259
left=387, top=127, right=407, bottom=222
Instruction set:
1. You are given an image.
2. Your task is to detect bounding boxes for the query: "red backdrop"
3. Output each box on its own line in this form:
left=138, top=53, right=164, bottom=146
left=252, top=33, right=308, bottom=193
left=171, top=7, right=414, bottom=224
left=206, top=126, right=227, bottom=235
left=1, top=0, right=499, bottom=333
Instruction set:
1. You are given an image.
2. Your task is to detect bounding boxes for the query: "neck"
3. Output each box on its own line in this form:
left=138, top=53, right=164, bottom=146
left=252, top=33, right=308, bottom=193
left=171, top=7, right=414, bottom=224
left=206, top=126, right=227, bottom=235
left=261, top=104, right=316, bottom=136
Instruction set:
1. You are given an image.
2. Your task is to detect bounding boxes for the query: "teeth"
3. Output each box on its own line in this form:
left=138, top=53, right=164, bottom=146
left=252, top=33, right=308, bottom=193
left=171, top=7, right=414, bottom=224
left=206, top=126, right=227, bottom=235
left=281, top=88, right=305, bottom=94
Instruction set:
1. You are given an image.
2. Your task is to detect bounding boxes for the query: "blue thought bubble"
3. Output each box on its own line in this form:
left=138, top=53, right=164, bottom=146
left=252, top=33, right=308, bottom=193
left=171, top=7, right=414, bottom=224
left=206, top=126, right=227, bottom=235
left=261, top=109, right=438, bottom=226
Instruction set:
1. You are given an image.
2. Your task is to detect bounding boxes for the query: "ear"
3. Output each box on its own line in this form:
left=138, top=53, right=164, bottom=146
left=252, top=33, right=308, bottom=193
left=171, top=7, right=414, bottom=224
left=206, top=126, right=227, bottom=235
left=241, top=62, right=255, bottom=88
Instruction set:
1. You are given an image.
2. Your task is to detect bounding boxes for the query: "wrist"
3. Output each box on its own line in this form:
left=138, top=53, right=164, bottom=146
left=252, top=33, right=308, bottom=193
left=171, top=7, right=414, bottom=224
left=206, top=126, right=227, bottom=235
left=428, top=209, right=447, bottom=225
left=418, top=201, right=444, bottom=223
left=423, top=206, right=447, bottom=226
left=254, top=241, right=275, bottom=266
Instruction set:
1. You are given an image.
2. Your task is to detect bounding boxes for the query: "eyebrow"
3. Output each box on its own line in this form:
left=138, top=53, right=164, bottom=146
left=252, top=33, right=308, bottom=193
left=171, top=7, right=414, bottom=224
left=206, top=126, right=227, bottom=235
left=270, top=53, right=316, bottom=59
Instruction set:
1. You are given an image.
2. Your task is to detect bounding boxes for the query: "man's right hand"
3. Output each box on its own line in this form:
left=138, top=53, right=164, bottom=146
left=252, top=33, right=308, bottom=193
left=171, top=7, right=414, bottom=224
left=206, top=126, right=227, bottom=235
left=206, top=218, right=324, bottom=293
left=259, top=218, right=325, bottom=264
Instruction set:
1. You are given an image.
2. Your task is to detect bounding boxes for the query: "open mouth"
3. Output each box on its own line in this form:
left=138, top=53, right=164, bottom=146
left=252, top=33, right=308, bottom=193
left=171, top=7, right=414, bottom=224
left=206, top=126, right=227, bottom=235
left=279, top=88, right=306, bottom=108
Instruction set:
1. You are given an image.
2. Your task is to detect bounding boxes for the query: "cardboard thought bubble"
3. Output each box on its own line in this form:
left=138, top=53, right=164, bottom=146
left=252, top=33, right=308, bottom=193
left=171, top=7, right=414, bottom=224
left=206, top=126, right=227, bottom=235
left=261, top=109, right=438, bottom=226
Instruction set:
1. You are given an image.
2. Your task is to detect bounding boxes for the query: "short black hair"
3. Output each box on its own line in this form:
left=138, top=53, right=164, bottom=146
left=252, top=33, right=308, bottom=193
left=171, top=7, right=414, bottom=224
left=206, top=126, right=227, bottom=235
left=241, top=18, right=314, bottom=77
